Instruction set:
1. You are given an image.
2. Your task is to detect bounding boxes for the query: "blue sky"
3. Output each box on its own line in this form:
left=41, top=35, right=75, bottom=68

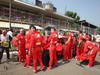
left=28, top=0, right=100, bottom=26
left=40, top=0, right=100, bottom=27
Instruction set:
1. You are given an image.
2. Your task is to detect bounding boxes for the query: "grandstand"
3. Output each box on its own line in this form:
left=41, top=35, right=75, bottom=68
left=0, top=0, right=97, bottom=34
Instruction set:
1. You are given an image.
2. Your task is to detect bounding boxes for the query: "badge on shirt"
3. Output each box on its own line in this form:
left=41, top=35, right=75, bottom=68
left=36, top=34, right=41, bottom=37
left=36, top=42, right=41, bottom=45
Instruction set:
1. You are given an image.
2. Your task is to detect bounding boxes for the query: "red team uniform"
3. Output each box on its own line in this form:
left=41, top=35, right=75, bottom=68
left=83, top=34, right=90, bottom=41
left=25, top=30, right=33, bottom=50
left=76, top=41, right=98, bottom=67
left=11, top=27, right=99, bottom=72
left=56, top=42, right=63, bottom=55
left=11, top=36, right=18, bottom=50
left=24, top=30, right=33, bottom=67
left=17, top=33, right=26, bottom=62
left=30, top=32, right=44, bottom=72
left=63, top=32, right=73, bottom=60
left=76, top=33, right=83, bottom=56
left=48, top=31, right=58, bottom=69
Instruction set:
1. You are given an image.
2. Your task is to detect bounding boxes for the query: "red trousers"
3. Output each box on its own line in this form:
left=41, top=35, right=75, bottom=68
left=76, top=43, right=84, bottom=56
left=49, top=45, right=57, bottom=67
left=63, top=45, right=68, bottom=60
left=18, top=45, right=26, bottom=62
left=87, top=57, right=95, bottom=67
left=76, top=54, right=95, bottom=67
left=32, top=47, right=44, bottom=71
left=76, top=47, right=83, bottom=56
left=24, top=52, right=33, bottom=67
left=76, top=54, right=87, bottom=60
left=69, top=45, right=73, bottom=59
left=63, top=44, right=72, bottom=60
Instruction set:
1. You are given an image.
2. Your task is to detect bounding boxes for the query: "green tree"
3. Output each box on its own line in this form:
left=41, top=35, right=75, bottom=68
left=65, top=11, right=80, bottom=22
left=75, top=16, right=80, bottom=22
left=65, top=11, right=73, bottom=18
left=72, top=12, right=77, bottom=18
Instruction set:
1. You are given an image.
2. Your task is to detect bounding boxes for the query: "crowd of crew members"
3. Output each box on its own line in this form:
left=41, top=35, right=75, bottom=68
left=0, top=26, right=100, bottom=73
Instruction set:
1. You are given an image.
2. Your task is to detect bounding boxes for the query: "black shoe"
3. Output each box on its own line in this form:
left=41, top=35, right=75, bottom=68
left=62, top=60, right=69, bottom=63
left=54, top=64, right=58, bottom=67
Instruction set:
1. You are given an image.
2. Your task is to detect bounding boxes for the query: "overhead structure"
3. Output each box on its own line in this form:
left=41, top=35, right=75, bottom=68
left=14, top=0, right=36, bottom=6
left=0, top=22, right=29, bottom=29
left=35, top=25, right=44, bottom=30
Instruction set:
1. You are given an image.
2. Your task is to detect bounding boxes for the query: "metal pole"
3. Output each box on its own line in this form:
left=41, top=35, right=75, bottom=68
left=65, top=21, right=66, bottom=29
left=42, top=14, right=43, bottom=26
left=9, top=0, right=12, bottom=29
left=66, top=20, right=68, bottom=29
left=57, top=19, right=60, bottom=35
left=51, top=14, right=52, bottom=25
left=81, top=22, right=83, bottom=32
left=88, top=24, right=90, bottom=34
left=69, top=22, right=70, bottom=30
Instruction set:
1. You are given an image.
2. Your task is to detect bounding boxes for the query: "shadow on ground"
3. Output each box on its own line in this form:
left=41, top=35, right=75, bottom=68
left=94, top=61, right=100, bottom=66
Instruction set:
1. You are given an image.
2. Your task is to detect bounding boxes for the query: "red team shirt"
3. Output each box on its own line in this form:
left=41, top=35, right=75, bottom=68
left=25, top=30, right=33, bottom=49
left=78, top=33, right=83, bottom=41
